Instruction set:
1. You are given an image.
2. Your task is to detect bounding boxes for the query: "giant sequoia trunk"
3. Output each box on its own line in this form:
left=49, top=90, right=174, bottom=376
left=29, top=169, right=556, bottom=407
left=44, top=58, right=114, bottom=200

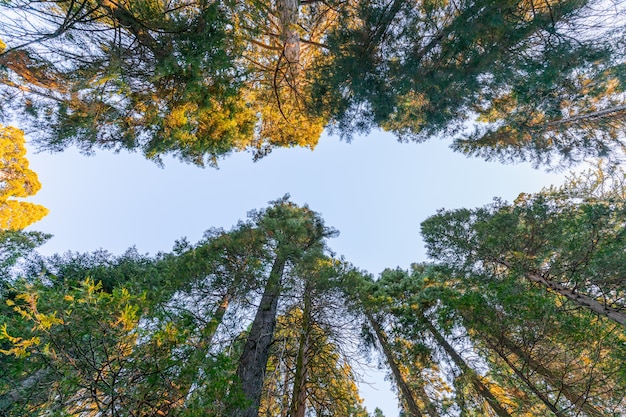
left=235, top=256, right=286, bottom=417
left=365, top=311, right=424, bottom=417
left=421, top=315, right=512, bottom=417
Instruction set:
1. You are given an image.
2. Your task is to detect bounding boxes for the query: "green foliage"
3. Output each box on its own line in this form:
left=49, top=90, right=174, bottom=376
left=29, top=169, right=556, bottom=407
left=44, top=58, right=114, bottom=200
left=0, top=230, right=50, bottom=282
left=2, top=0, right=625, bottom=166
left=421, top=165, right=626, bottom=320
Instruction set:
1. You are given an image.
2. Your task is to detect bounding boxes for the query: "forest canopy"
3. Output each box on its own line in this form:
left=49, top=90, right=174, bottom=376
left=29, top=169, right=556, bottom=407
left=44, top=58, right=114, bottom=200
left=1, top=0, right=626, bottom=416
left=1, top=180, right=625, bottom=416
left=1, top=0, right=625, bottom=166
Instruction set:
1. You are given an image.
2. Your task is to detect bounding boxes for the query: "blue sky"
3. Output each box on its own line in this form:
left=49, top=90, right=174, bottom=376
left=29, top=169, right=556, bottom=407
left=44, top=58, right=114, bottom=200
left=25, top=129, right=568, bottom=415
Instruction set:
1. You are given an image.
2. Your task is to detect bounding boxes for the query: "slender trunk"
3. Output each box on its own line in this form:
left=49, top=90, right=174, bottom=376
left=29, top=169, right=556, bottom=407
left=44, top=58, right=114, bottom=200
left=202, top=289, right=233, bottom=348
left=545, top=104, right=626, bottom=127
left=289, top=291, right=311, bottom=417
left=501, top=262, right=626, bottom=326
left=421, top=315, right=512, bottom=417
left=524, top=271, right=626, bottom=326
left=497, top=335, right=604, bottom=417
left=365, top=311, right=424, bottom=417
left=236, top=256, right=286, bottom=417
left=484, top=339, right=564, bottom=416
left=280, top=350, right=291, bottom=417
left=97, top=0, right=171, bottom=60
left=416, top=384, right=441, bottom=417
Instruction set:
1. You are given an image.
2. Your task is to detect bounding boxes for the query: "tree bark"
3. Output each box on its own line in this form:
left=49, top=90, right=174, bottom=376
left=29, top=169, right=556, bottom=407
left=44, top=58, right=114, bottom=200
left=289, top=290, right=312, bottom=417
left=496, top=335, right=605, bottom=417
left=235, top=255, right=286, bottom=417
left=500, top=260, right=626, bottom=326
left=97, top=0, right=171, bottom=60
left=421, top=315, right=512, bottom=417
left=483, top=339, right=565, bottom=416
left=545, top=104, right=626, bottom=127
left=365, top=311, right=424, bottom=417
left=202, top=289, right=234, bottom=348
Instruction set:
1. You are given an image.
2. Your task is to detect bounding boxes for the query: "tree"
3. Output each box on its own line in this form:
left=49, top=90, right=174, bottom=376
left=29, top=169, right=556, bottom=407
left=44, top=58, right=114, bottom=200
left=2, top=0, right=625, bottom=166
left=235, top=197, right=337, bottom=417
left=314, top=0, right=626, bottom=167
left=0, top=0, right=338, bottom=165
left=421, top=165, right=626, bottom=326
left=0, top=124, right=48, bottom=230
left=0, top=230, right=50, bottom=284
left=3, top=198, right=370, bottom=417
left=2, top=193, right=626, bottom=416
left=0, top=0, right=255, bottom=166
left=348, top=268, right=520, bottom=417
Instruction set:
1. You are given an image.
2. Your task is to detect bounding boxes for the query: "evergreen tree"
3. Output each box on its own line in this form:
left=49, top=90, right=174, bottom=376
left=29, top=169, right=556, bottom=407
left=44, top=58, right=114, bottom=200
left=2, top=0, right=625, bottom=166
left=421, top=165, right=626, bottom=326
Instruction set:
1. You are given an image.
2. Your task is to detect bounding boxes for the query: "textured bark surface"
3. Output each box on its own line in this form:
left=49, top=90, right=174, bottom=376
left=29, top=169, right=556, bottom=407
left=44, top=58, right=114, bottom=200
left=485, top=339, right=565, bottom=416
left=236, top=256, right=286, bottom=417
left=422, top=316, right=512, bottom=417
left=277, top=0, right=300, bottom=79
left=366, top=311, right=424, bottom=417
left=289, top=291, right=311, bottom=417
left=525, top=271, right=626, bottom=326
left=497, top=336, right=605, bottom=417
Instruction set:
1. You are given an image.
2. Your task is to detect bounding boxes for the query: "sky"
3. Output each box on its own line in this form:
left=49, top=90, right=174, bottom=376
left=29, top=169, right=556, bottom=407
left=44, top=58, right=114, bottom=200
left=24, top=129, right=569, bottom=416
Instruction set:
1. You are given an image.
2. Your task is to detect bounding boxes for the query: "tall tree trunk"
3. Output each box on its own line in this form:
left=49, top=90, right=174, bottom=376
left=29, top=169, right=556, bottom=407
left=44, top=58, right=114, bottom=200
left=483, top=339, right=564, bottom=416
left=289, top=289, right=312, bottom=417
left=202, top=289, right=234, bottom=348
left=496, top=335, right=605, bottom=417
left=501, top=262, right=626, bottom=326
left=420, top=315, right=512, bottom=417
left=236, top=256, right=286, bottom=417
left=365, top=311, right=424, bottom=417
left=416, top=384, right=441, bottom=417
left=524, top=271, right=626, bottom=326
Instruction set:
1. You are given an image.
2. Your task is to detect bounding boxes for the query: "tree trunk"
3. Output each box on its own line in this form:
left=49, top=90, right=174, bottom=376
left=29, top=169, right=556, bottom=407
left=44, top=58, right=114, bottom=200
left=421, top=315, right=512, bottom=417
left=416, top=384, right=441, bottom=417
left=501, top=262, right=626, bottom=326
left=365, top=311, right=424, bottom=417
left=236, top=256, right=286, bottom=417
left=202, top=289, right=234, bottom=348
left=289, top=289, right=312, bottom=417
left=277, top=0, right=300, bottom=79
left=96, top=0, right=171, bottom=60
left=525, top=271, right=626, bottom=326
left=545, top=104, right=626, bottom=127
left=483, top=339, right=564, bottom=416
left=497, top=335, right=605, bottom=417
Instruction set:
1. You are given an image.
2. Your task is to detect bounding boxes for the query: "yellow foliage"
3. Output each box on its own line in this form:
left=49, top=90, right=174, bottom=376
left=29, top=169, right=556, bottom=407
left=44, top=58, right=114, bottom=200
left=0, top=323, right=41, bottom=358
left=0, top=124, right=48, bottom=230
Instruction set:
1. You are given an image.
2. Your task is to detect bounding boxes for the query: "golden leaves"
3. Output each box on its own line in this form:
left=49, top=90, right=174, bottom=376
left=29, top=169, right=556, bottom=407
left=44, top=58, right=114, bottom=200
left=0, top=124, right=48, bottom=230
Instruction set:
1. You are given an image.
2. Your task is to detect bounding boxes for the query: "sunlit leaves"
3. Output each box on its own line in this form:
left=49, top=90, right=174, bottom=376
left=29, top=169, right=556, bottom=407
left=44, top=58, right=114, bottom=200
left=0, top=125, right=48, bottom=230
